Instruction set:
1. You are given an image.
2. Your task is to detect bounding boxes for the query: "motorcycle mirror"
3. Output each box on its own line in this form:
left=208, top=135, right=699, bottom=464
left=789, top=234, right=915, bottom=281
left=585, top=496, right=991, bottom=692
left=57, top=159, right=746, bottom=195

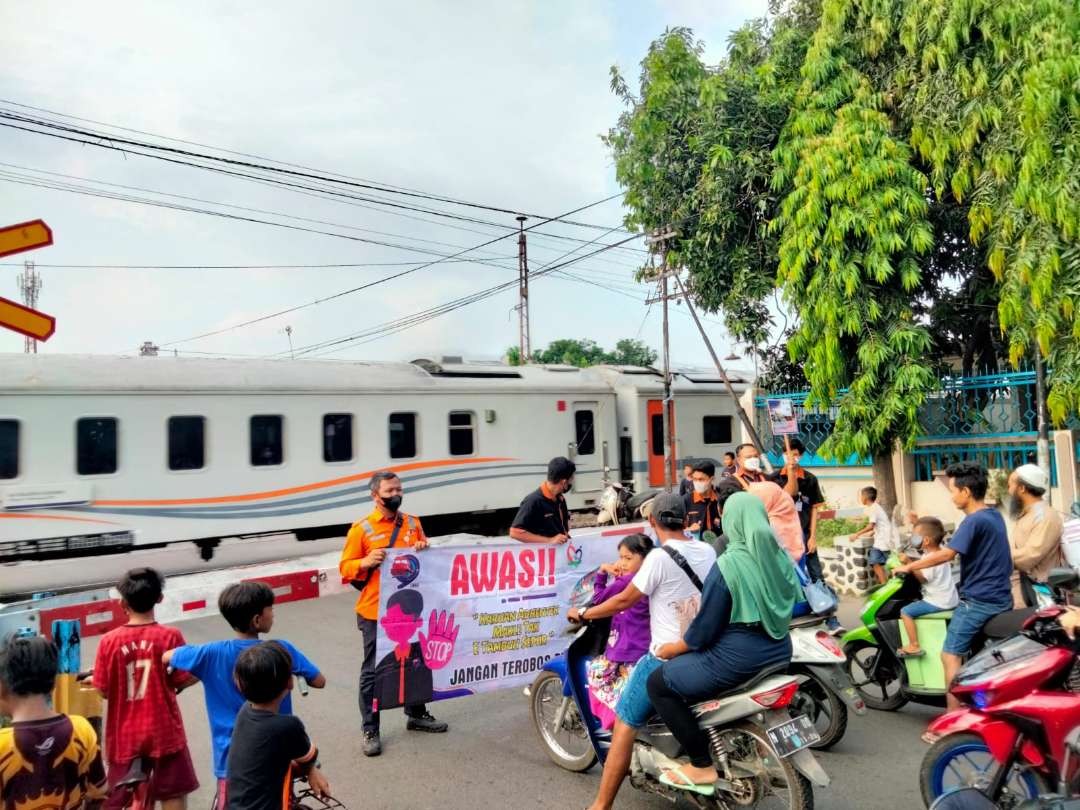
left=1049, top=567, right=1079, bottom=591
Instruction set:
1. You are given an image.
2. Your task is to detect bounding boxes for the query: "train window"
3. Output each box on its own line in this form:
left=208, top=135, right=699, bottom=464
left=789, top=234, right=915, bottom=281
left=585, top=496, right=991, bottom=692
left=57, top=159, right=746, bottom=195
left=250, top=415, right=284, bottom=466
left=168, top=416, right=205, bottom=471
left=389, top=412, right=417, bottom=459
left=323, top=414, right=353, bottom=462
left=77, top=417, right=118, bottom=475
left=574, top=410, right=595, bottom=455
left=0, top=420, right=18, bottom=479
left=448, top=411, right=475, bottom=456
left=650, top=413, right=663, bottom=456
left=703, top=415, right=733, bottom=445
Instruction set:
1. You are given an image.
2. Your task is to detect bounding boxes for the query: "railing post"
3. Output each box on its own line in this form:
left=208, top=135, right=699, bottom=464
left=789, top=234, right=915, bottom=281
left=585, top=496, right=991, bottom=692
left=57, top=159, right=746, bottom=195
left=1053, top=430, right=1078, bottom=509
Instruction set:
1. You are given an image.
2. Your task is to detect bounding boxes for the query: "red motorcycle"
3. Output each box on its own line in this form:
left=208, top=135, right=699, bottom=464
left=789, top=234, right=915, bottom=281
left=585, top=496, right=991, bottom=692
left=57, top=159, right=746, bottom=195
left=920, top=595, right=1080, bottom=808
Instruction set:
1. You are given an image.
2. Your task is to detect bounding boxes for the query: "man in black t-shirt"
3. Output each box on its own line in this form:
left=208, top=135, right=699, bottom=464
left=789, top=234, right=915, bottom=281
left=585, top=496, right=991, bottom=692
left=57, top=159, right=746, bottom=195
left=226, top=642, right=329, bottom=810
left=769, top=438, right=826, bottom=574
left=510, top=457, right=575, bottom=545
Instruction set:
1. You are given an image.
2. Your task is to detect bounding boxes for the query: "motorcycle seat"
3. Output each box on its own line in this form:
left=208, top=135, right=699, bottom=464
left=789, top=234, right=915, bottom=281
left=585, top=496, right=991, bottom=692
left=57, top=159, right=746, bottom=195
left=790, top=614, right=827, bottom=629
left=692, top=662, right=791, bottom=712
left=915, top=610, right=953, bottom=620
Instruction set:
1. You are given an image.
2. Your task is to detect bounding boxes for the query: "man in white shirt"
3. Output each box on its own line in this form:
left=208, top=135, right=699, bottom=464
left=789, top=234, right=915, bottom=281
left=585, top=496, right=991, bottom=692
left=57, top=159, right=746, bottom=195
left=567, top=492, right=716, bottom=810
left=851, top=486, right=896, bottom=585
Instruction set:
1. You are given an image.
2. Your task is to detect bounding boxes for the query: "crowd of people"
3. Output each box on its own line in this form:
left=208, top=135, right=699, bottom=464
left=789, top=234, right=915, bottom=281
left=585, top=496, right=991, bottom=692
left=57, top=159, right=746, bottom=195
left=0, top=570, right=329, bottom=810
left=0, top=446, right=1069, bottom=810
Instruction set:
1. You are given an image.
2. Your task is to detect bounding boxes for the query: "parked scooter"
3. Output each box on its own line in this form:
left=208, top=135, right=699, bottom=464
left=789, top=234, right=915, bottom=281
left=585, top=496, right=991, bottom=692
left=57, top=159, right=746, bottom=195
left=527, top=619, right=829, bottom=809
left=919, top=590, right=1080, bottom=808
left=788, top=614, right=866, bottom=749
left=841, top=572, right=1034, bottom=711
left=596, top=482, right=658, bottom=525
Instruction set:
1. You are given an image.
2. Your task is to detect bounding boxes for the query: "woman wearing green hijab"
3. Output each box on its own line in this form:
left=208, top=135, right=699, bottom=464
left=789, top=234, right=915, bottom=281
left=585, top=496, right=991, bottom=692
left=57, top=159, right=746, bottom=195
left=645, top=492, right=802, bottom=794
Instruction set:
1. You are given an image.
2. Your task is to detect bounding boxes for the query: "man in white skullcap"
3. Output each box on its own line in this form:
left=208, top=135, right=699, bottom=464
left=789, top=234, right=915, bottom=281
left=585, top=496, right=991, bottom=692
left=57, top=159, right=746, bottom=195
left=1006, top=463, right=1064, bottom=608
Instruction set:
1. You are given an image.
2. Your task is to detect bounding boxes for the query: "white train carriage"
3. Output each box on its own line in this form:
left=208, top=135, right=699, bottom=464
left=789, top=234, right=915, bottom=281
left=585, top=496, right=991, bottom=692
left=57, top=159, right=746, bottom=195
left=0, top=354, right=748, bottom=562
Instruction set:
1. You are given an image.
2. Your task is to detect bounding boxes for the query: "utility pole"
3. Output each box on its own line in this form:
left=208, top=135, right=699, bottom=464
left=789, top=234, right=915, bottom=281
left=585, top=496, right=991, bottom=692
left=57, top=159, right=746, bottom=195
left=16, top=261, right=42, bottom=353
left=672, top=273, right=772, bottom=468
left=516, top=215, right=531, bottom=364
left=285, top=325, right=295, bottom=360
left=646, top=228, right=679, bottom=490
left=1034, top=349, right=1052, bottom=503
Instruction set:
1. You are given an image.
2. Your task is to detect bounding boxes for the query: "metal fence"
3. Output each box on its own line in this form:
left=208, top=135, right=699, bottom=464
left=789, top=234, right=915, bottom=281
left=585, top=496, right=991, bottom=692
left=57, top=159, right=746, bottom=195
left=757, top=368, right=1078, bottom=476
left=753, top=390, right=867, bottom=467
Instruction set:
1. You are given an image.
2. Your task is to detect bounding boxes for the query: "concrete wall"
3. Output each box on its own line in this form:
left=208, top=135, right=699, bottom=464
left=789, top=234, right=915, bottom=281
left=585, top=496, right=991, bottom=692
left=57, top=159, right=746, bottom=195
left=820, top=534, right=873, bottom=596
left=808, top=466, right=874, bottom=510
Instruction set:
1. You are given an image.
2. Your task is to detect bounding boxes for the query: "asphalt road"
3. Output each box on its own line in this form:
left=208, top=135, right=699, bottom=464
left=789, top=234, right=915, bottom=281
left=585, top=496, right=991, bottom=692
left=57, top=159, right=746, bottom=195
left=78, top=593, right=934, bottom=810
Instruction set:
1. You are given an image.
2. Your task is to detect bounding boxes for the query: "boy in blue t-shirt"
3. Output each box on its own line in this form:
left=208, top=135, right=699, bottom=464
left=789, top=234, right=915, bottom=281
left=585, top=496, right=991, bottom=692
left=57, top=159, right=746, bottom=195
left=896, top=461, right=1012, bottom=719
left=163, top=581, right=325, bottom=810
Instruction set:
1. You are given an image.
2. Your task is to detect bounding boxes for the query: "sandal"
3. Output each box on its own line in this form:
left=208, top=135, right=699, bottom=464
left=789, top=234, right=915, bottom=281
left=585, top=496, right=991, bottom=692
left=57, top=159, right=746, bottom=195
left=659, top=767, right=716, bottom=796
left=921, top=731, right=942, bottom=745
left=897, top=646, right=925, bottom=658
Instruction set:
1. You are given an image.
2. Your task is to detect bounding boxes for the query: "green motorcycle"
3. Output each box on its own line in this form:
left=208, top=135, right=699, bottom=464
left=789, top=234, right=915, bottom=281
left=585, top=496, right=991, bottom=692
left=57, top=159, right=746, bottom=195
left=841, top=574, right=1032, bottom=711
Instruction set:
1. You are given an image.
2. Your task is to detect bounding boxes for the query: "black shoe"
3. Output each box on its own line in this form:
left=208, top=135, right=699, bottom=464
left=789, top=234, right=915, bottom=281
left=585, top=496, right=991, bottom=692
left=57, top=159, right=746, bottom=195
left=406, top=712, right=448, bottom=733
left=362, top=731, right=381, bottom=757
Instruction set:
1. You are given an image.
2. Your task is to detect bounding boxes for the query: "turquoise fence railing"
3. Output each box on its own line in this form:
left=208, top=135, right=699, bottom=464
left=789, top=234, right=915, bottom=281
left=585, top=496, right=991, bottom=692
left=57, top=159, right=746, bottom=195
left=757, top=367, right=1076, bottom=472
left=918, top=370, right=1039, bottom=439
left=753, top=391, right=870, bottom=468
left=911, top=443, right=1059, bottom=486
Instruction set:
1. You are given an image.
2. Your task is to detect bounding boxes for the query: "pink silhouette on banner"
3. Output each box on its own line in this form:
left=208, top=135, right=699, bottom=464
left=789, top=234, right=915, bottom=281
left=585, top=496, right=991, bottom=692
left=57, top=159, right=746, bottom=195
left=375, top=589, right=455, bottom=710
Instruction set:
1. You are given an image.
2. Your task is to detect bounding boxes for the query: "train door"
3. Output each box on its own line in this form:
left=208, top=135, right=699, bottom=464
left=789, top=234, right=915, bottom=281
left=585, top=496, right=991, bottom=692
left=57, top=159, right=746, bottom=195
left=569, top=401, right=602, bottom=493
left=646, top=399, right=676, bottom=487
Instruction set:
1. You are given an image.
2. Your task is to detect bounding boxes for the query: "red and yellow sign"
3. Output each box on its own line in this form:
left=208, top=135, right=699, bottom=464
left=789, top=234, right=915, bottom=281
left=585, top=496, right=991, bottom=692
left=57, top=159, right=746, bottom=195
left=0, top=219, right=53, bottom=259
left=0, top=295, right=56, bottom=341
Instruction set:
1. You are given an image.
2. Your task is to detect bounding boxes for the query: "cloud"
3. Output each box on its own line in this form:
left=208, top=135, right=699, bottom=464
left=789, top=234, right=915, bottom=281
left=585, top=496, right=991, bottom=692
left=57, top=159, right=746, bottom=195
left=0, top=0, right=763, bottom=364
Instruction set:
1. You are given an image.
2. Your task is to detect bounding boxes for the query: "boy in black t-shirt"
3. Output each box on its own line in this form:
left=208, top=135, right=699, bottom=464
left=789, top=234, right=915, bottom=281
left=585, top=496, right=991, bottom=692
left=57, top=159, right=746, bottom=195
left=226, top=642, right=330, bottom=810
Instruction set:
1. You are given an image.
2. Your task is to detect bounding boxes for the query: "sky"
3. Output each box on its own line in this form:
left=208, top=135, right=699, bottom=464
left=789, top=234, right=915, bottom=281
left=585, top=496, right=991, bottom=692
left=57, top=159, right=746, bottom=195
left=0, top=1, right=769, bottom=369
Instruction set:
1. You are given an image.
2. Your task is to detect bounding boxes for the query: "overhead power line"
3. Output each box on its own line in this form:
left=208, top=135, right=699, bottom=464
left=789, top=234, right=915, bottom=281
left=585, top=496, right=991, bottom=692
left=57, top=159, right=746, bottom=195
left=0, top=106, right=632, bottom=232
left=157, top=196, right=637, bottom=348
left=290, top=230, right=640, bottom=358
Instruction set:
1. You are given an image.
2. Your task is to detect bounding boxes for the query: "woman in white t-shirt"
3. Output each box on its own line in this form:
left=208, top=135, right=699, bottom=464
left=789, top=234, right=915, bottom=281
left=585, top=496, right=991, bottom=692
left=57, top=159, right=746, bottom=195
left=897, top=516, right=959, bottom=658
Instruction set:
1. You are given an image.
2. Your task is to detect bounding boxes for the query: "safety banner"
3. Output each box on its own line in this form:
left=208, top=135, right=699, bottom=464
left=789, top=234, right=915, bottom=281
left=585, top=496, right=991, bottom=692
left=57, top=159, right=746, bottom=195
left=372, top=526, right=639, bottom=709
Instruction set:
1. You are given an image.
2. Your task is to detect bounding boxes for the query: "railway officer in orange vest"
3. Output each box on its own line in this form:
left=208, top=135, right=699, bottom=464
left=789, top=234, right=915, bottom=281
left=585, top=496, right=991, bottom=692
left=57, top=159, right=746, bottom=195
left=339, top=470, right=447, bottom=757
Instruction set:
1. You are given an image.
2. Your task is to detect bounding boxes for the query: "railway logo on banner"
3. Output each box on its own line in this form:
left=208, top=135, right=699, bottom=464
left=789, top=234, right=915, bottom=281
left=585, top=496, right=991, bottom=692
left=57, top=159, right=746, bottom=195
left=372, top=527, right=633, bottom=709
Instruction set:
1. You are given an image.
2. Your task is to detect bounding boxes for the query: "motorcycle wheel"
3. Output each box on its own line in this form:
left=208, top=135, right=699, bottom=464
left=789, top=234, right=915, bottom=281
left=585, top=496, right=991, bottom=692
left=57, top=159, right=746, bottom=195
left=790, top=671, right=848, bottom=750
left=843, top=640, right=908, bottom=711
left=712, top=722, right=814, bottom=810
left=528, top=671, right=597, bottom=773
left=920, top=732, right=1051, bottom=808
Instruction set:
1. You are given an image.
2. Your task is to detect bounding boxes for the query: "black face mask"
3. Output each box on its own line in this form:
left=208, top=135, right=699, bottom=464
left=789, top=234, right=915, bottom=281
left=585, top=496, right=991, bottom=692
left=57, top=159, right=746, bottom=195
left=564, top=480, right=574, bottom=493
left=381, top=495, right=403, bottom=512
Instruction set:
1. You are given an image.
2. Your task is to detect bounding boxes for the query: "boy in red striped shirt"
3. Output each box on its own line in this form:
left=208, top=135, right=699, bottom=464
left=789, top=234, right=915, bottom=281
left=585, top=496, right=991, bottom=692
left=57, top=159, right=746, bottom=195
left=92, top=568, right=198, bottom=810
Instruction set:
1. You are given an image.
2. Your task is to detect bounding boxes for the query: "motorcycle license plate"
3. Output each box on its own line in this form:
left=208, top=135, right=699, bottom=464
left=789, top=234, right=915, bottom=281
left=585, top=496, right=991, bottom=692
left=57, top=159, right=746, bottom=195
left=766, top=715, right=820, bottom=757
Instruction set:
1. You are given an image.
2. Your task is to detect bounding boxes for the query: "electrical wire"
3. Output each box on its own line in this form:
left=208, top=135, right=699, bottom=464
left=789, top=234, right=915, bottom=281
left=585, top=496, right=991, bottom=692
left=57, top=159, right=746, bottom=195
left=0, top=107, right=633, bottom=232
left=156, top=198, right=640, bottom=347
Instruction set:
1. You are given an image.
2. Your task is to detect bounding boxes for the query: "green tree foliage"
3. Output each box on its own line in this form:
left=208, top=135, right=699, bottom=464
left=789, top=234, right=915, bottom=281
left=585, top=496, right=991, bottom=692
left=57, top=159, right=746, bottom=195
left=604, top=11, right=817, bottom=346
left=505, top=339, right=658, bottom=368
left=608, top=0, right=1080, bottom=507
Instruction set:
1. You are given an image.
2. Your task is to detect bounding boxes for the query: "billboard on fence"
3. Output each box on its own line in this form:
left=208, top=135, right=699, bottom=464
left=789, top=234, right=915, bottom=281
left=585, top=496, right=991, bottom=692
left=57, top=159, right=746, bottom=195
left=372, top=525, right=639, bottom=709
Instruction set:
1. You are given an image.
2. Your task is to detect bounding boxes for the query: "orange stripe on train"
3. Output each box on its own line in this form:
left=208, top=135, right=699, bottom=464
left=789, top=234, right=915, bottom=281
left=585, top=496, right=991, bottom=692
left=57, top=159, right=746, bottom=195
left=0, top=513, right=120, bottom=525
left=92, top=456, right=516, bottom=507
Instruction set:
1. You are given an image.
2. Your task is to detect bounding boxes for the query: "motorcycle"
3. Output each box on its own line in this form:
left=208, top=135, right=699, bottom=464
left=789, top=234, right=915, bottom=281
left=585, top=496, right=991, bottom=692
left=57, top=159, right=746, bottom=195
left=841, top=572, right=1034, bottom=711
left=931, top=785, right=1080, bottom=809
left=788, top=614, right=866, bottom=749
left=919, top=584, right=1080, bottom=808
left=527, top=619, right=829, bottom=809
left=596, top=482, right=658, bottom=526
